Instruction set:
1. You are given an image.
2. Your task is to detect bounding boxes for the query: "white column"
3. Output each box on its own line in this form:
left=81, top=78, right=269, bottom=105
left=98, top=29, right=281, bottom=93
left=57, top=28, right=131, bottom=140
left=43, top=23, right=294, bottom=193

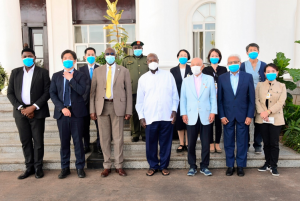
left=215, top=0, right=256, bottom=65
left=295, top=0, right=300, bottom=69
left=138, top=0, right=180, bottom=69
left=0, top=0, right=23, bottom=75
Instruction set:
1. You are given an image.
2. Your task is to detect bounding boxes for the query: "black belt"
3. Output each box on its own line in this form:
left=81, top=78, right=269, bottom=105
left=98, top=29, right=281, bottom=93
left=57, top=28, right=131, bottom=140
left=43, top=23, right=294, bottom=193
left=105, top=99, right=113, bottom=102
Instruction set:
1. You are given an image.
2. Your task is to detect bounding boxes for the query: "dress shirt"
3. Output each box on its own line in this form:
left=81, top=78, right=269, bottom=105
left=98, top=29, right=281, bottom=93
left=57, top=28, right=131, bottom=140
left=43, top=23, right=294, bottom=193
left=180, top=68, right=185, bottom=80
left=230, top=71, right=240, bottom=95
left=194, top=74, right=202, bottom=97
left=136, top=69, right=179, bottom=125
left=63, top=68, right=74, bottom=106
left=245, top=60, right=261, bottom=88
left=19, top=65, right=40, bottom=110
left=88, top=64, right=95, bottom=80
left=105, top=63, right=116, bottom=99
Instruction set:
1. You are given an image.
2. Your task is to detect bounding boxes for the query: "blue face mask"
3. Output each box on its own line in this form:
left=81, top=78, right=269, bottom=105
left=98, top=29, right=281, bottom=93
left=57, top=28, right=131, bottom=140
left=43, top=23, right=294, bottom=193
left=266, top=73, right=277, bottom=81
left=210, top=57, right=219, bottom=64
left=63, top=60, right=74, bottom=69
left=134, top=49, right=143, bottom=57
left=106, top=55, right=115, bottom=64
left=228, top=64, right=240, bottom=73
left=23, top=58, right=34, bottom=67
left=179, top=57, right=188, bottom=65
left=87, top=56, right=95, bottom=64
left=248, top=51, right=258, bottom=59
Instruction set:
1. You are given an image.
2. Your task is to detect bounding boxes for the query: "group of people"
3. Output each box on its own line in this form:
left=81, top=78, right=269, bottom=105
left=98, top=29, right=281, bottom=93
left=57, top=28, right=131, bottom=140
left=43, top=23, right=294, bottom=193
left=7, top=41, right=286, bottom=180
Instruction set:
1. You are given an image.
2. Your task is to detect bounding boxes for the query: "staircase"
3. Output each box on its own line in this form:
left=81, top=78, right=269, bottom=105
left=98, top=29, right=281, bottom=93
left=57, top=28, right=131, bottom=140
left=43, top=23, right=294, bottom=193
left=1, top=95, right=299, bottom=171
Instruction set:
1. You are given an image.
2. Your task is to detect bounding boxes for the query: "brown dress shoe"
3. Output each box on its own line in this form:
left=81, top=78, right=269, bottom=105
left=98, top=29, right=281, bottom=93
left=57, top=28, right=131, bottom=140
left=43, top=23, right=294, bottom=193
left=115, top=168, right=127, bottom=176
left=101, top=169, right=111, bottom=177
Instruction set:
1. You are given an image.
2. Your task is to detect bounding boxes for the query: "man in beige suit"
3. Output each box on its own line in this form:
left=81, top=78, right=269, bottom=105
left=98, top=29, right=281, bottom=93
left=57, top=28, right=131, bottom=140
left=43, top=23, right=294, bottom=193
left=90, top=47, right=132, bottom=177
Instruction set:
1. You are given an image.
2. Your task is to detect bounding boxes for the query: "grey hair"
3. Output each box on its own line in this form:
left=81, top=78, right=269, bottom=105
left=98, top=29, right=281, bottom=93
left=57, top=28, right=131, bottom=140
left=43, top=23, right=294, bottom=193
left=227, top=54, right=241, bottom=62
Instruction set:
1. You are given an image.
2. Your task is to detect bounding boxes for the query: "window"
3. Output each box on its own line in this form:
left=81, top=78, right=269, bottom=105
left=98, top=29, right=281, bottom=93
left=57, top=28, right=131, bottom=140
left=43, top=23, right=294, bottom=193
left=192, top=3, right=216, bottom=63
left=31, top=28, right=44, bottom=68
left=74, top=24, right=136, bottom=68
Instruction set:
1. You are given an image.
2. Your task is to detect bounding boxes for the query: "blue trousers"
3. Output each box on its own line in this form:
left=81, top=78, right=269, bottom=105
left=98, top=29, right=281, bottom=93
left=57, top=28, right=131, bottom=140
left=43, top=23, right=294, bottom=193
left=223, top=119, right=249, bottom=168
left=145, top=121, right=173, bottom=170
left=57, top=115, right=85, bottom=169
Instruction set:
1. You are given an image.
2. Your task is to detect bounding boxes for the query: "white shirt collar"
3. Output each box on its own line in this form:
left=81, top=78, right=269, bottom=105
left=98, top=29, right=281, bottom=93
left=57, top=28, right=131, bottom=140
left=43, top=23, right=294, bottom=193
left=106, top=63, right=116, bottom=69
left=23, top=65, right=35, bottom=73
left=88, top=64, right=95, bottom=69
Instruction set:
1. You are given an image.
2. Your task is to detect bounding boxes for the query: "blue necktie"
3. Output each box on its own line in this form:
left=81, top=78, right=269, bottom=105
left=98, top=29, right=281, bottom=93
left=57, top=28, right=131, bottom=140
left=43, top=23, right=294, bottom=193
left=90, top=67, right=93, bottom=80
left=64, top=77, right=70, bottom=106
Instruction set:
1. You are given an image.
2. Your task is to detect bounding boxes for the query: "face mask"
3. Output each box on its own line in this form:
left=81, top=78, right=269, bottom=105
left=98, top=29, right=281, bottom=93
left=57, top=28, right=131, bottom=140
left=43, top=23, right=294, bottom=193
left=87, top=56, right=95, bottom=64
left=63, top=60, right=74, bottom=69
left=266, top=73, right=277, bottom=81
left=210, top=57, right=219, bottom=64
left=148, top=62, right=159, bottom=70
left=248, top=51, right=258, bottom=59
left=228, top=64, right=240, bottom=73
left=191, top=66, right=201, bottom=75
left=134, top=49, right=143, bottom=57
left=179, top=57, right=188, bottom=65
left=23, top=58, right=34, bottom=67
left=106, top=55, right=115, bottom=64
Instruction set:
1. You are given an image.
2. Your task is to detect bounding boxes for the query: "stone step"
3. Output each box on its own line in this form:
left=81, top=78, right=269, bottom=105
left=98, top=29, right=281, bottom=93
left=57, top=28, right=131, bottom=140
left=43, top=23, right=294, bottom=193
left=0, top=95, right=53, bottom=104
left=1, top=144, right=299, bottom=171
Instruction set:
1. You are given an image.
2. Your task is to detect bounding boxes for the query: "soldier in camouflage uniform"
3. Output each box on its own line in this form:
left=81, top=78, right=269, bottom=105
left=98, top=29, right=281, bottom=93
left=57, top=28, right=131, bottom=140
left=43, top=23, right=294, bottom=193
left=122, top=41, right=148, bottom=142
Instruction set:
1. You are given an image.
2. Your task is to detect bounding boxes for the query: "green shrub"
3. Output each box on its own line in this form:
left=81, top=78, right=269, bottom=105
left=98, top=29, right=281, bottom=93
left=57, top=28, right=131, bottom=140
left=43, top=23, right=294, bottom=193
left=0, top=63, right=8, bottom=91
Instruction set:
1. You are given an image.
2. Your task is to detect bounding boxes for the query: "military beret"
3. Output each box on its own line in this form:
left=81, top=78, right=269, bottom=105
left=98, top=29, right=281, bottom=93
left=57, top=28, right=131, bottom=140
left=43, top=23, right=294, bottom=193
left=131, top=41, right=144, bottom=47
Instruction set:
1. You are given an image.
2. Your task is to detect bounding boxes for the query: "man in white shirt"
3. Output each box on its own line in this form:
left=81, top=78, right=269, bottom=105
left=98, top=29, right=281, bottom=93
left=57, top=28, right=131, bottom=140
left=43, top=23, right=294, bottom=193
left=136, top=53, right=179, bottom=176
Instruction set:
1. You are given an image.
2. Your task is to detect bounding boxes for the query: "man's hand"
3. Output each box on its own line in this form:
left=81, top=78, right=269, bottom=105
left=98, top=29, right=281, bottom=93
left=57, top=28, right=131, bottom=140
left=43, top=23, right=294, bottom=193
left=124, top=114, right=131, bottom=120
left=209, top=113, right=215, bottom=123
left=21, top=105, right=36, bottom=116
left=182, top=115, right=188, bottom=124
left=170, top=111, right=176, bottom=124
left=221, top=117, right=229, bottom=125
left=62, top=108, right=71, bottom=117
left=90, top=113, right=97, bottom=120
left=245, top=117, right=252, bottom=125
left=27, top=113, right=34, bottom=119
left=63, top=71, right=74, bottom=81
left=260, top=111, right=269, bottom=121
left=140, top=118, right=146, bottom=129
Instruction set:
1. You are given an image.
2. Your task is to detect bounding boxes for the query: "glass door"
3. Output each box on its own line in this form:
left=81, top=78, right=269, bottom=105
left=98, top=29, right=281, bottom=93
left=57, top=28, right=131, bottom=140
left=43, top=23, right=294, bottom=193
left=30, top=28, right=44, bottom=68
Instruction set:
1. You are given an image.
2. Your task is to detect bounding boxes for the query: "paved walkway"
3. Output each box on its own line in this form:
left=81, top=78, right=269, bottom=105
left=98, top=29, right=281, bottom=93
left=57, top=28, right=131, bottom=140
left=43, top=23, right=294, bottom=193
left=1, top=168, right=300, bottom=201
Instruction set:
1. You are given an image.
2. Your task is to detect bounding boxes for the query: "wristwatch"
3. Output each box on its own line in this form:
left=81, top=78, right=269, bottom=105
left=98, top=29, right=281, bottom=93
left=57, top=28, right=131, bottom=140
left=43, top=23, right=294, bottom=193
left=18, top=106, right=24, bottom=111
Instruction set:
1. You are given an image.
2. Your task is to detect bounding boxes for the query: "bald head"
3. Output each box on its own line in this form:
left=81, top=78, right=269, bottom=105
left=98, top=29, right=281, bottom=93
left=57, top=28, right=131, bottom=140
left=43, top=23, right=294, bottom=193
left=191, top=58, right=203, bottom=67
left=147, top=53, right=159, bottom=64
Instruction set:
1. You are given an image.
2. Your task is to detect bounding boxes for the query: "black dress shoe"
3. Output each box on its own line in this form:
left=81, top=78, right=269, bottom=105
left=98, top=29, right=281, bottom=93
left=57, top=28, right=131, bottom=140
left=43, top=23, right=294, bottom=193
left=237, top=167, right=245, bottom=177
left=58, top=168, right=71, bottom=179
left=77, top=169, right=86, bottom=178
left=131, top=137, right=139, bottom=142
left=142, top=137, right=146, bottom=142
left=97, top=147, right=103, bottom=155
left=18, top=168, right=35, bottom=180
left=84, top=147, right=91, bottom=154
left=226, top=167, right=235, bottom=176
left=35, top=167, right=44, bottom=179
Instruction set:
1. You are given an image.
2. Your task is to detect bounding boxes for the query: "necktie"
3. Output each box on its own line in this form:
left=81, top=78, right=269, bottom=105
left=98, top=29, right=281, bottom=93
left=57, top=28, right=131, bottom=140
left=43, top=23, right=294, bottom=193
left=64, top=77, right=70, bottom=106
left=90, top=67, right=93, bottom=80
left=106, top=66, right=112, bottom=98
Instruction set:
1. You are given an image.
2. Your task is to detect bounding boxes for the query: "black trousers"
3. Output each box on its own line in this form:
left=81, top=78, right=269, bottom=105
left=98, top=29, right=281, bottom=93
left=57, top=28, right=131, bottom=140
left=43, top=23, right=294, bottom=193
left=259, top=123, right=281, bottom=168
left=57, top=114, right=85, bottom=169
left=131, top=94, right=145, bottom=138
left=83, top=115, right=101, bottom=148
left=209, top=114, right=222, bottom=144
left=15, top=117, right=45, bottom=169
left=187, top=116, right=211, bottom=169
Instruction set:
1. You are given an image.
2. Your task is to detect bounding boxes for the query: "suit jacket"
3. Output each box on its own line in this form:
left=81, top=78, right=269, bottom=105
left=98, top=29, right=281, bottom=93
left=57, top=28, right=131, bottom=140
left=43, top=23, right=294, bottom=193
left=7, top=66, right=50, bottom=119
left=170, top=64, right=192, bottom=98
left=79, top=64, right=99, bottom=107
left=90, top=64, right=132, bottom=117
left=49, top=69, right=88, bottom=119
left=255, top=80, right=286, bottom=126
left=240, top=61, right=267, bottom=82
left=217, top=71, right=255, bottom=122
left=180, top=74, right=217, bottom=125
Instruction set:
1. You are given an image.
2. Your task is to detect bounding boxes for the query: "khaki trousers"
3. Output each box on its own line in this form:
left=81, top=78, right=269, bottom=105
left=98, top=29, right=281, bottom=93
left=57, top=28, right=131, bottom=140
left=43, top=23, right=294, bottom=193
left=98, top=101, right=124, bottom=169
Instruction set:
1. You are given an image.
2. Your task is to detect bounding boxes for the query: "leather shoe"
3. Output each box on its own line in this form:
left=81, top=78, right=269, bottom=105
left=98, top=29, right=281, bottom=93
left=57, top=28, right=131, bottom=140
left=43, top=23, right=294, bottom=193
left=115, top=168, right=127, bottom=176
left=58, top=168, right=71, bottom=179
left=35, top=167, right=44, bottom=179
left=18, top=168, right=35, bottom=180
left=97, top=147, right=103, bottom=155
left=77, top=169, right=86, bottom=178
left=131, top=137, right=139, bottom=142
left=84, top=147, right=91, bottom=154
left=101, top=169, right=111, bottom=177
left=237, top=167, right=245, bottom=177
left=226, top=167, right=235, bottom=176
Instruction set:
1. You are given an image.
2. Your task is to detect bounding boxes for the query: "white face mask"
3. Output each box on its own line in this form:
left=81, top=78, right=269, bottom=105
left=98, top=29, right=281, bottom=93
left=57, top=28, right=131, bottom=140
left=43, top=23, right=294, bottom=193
left=191, top=66, right=201, bottom=75
left=149, top=62, right=159, bottom=70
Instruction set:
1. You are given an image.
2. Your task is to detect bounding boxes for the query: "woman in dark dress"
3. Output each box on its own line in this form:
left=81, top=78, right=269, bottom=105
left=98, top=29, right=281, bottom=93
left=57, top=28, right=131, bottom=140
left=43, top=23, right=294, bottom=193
left=202, top=48, right=227, bottom=153
left=170, top=49, right=192, bottom=152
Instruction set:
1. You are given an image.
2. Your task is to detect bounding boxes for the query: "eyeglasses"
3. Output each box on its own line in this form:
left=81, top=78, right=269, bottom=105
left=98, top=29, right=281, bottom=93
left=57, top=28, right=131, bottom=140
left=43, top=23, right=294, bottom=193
left=105, top=53, right=115, bottom=56
left=227, top=61, right=240, bottom=65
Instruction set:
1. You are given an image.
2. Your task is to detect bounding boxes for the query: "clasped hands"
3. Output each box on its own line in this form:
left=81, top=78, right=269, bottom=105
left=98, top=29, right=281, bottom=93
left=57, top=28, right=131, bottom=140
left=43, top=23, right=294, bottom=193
left=21, top=105, right=36, bottom=119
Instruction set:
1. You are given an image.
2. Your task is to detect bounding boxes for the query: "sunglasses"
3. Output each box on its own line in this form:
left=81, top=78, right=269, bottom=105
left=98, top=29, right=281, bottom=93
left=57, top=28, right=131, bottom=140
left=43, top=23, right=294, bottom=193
left=105, top=53, right=115, bottom=56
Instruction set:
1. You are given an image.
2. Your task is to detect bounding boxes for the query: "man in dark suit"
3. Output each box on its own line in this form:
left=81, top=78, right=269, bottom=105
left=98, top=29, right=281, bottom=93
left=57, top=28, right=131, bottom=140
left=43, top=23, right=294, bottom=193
left=7, top=48, right=50, bottom=179
left=79, top=47, right=102, bottom=154
left=50, top=50, right=88, bottom=179
left=218, top=54, right=255, bottom=177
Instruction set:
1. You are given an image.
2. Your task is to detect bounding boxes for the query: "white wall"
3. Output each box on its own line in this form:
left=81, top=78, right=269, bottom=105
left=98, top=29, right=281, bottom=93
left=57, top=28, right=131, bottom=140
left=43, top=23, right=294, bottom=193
left=294, top=0, right=300, bottom=69
left=46, top=0, right=74, bottom=77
